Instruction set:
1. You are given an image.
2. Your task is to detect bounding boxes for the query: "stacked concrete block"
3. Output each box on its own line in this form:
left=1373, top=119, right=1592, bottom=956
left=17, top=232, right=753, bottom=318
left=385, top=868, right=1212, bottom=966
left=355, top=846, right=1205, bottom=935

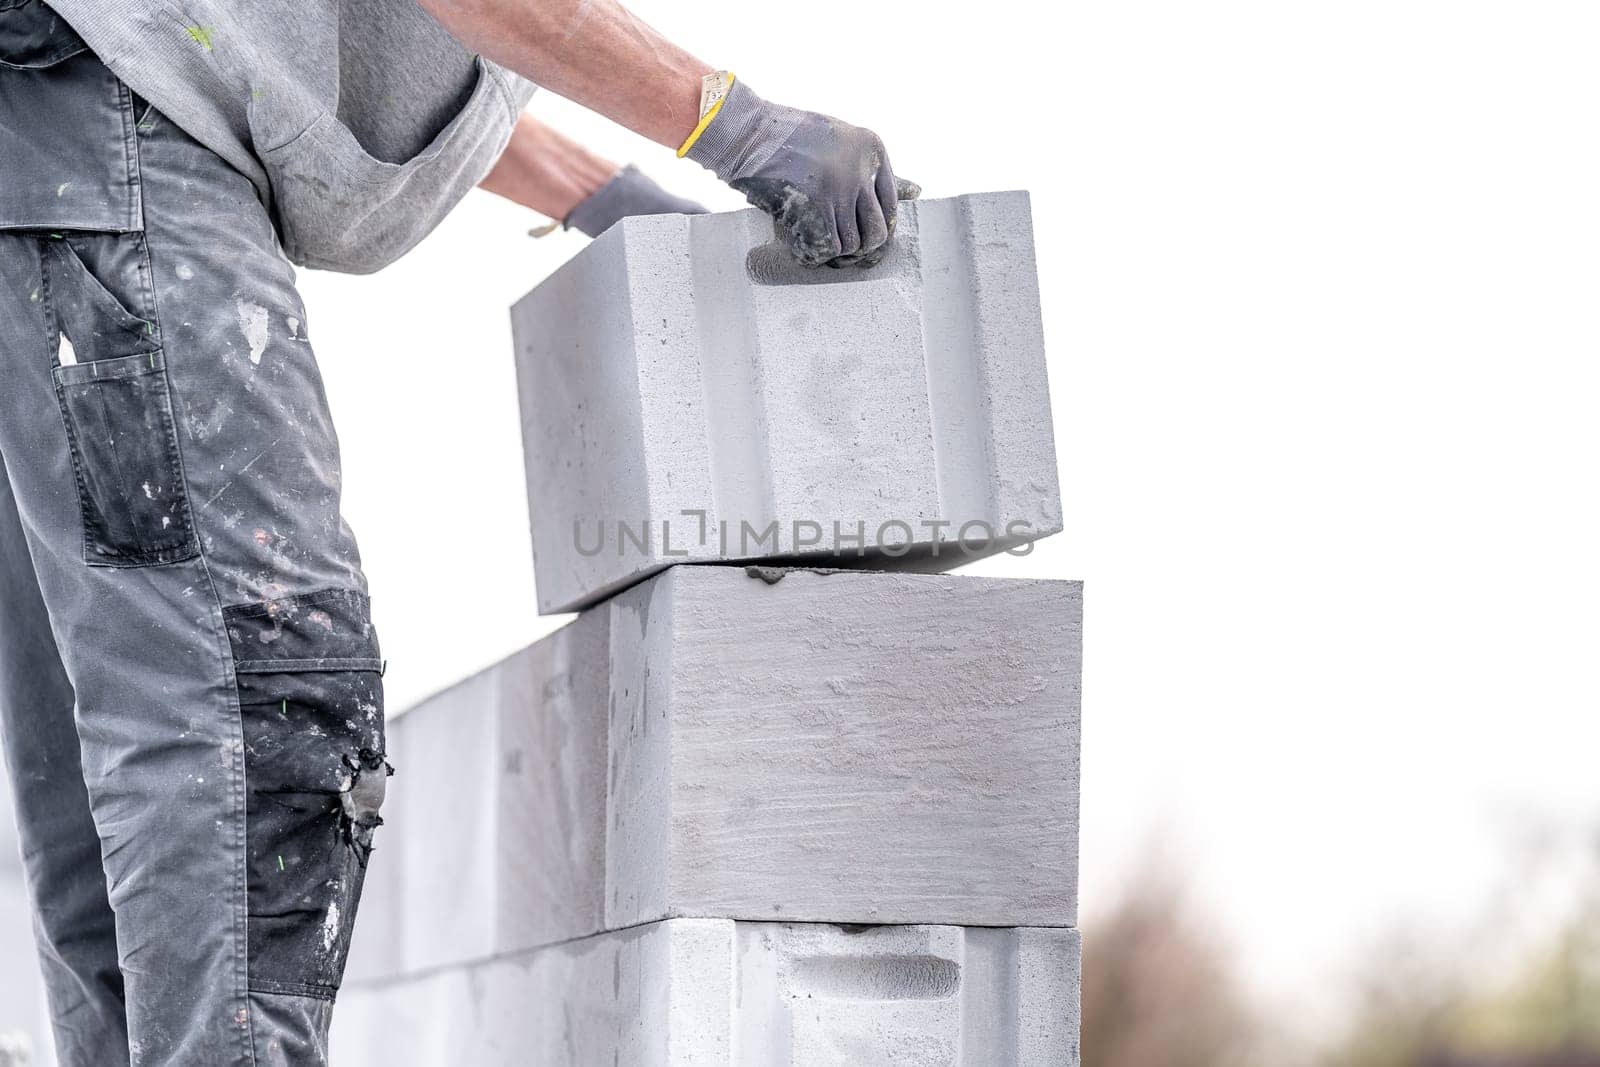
left=0, top=755, right=51, bottom=1066
left=511, top=192, right=1061, bottom=613
left=336, top=921, right=1080, bottom=1065
left=336, top=192, right=1080, bottom=1064
left=344, top=567, right=1080, bottom=976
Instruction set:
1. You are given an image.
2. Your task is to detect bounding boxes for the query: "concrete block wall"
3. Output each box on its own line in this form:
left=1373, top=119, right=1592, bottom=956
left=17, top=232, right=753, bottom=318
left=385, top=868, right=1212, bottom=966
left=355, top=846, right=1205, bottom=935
left=336, top=191, right=1081, bottom=1064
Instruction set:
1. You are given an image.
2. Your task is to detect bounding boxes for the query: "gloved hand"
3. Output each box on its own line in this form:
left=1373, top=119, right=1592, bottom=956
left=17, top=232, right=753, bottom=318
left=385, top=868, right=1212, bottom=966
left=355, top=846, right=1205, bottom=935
left=684, top=78, right=920, bottom=269
left=564, top=165, right=708, bottom=238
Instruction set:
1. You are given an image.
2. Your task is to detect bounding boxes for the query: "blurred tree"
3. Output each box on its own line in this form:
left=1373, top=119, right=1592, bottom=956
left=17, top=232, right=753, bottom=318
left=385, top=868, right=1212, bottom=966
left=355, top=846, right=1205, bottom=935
left=1452, top=898, right=1600, bottom=1056
left=1082, top=830, right=1600, bottom=1067
left=1080, top=866, right=1260, bottom=1067
left=1324, top=896, right=1600, bottom=1067
left=1319, top=929, right=1469, bottom=1067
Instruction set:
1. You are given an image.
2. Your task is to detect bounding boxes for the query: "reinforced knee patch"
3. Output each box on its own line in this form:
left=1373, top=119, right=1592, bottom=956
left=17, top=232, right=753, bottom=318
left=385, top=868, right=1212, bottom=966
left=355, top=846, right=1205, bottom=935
left=223, top=588, right=388, bottom=1001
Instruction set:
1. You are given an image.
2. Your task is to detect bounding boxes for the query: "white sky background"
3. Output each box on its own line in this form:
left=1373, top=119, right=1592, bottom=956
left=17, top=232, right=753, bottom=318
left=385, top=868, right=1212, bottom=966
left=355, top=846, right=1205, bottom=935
left=294, top=0, right=1600, bottom=1031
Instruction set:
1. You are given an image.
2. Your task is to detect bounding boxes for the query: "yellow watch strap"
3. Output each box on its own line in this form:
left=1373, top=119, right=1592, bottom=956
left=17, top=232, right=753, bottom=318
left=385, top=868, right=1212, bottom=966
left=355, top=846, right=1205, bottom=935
left=677, top=71, right=736, bottom=158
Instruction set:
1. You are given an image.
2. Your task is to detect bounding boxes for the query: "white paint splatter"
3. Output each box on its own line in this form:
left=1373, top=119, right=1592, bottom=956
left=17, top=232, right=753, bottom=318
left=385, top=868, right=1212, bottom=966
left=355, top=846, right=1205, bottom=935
left=176, top=264, right=195, bottom=281
left=322, top=902, right=341, bottom=952
left=236, top=301, right=269, bottom=366
left=286, top=316, right=300, bottom=340
left=57, top=182, right=71, bottom=197
left=142, top=482, right=155, bottom=499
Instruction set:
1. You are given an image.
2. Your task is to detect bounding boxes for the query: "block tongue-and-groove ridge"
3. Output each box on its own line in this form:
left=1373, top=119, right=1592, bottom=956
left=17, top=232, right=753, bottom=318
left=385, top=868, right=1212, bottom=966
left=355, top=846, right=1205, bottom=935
left=685, top=210, right=778, bottom=537
left=961, top=191, right=1061, bottom=533
left=917, top=194, right=1001, bottom=526
left=619, top=218, right=718, bottom=530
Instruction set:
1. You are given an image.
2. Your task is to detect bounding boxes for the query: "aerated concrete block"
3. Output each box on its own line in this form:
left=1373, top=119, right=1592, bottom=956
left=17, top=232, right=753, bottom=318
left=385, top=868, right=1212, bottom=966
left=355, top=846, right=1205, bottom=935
left=332, top=920, right=1081, bottom=1067
left=349, top=565, right=1080, bottom=978
left=0, top=758, right=19, bottom=881
left=0, top=760, right=50, bottom=1065
left=512, top=191, right=1062, bottom=613
left=0, top=880, right=46, bottom=1066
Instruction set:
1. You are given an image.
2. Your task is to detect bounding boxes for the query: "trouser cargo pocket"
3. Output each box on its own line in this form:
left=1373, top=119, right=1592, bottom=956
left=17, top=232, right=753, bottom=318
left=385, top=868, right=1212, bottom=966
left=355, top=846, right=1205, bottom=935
left=224, top=589, right=389, bottom=1000
left=42, top=234, right=198, bottom=567
left=0, top=0, right=87, bottom=69
left=0, top=1, right=142, bottom=232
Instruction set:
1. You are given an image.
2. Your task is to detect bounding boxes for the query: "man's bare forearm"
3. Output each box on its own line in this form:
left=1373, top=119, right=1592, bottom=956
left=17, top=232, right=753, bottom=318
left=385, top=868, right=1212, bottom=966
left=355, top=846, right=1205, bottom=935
left=480, top=114, right=620, bottom=220
left=430, top=0, right=915, bottom=266
left=418, top=0, right=711, bottom=149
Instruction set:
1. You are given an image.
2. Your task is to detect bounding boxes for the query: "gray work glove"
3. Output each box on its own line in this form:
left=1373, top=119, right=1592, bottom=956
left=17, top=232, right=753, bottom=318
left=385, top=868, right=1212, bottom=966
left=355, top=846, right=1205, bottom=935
left=685, top=79, right=920, bottom=269
left=564, top=165, right=708, bottom=238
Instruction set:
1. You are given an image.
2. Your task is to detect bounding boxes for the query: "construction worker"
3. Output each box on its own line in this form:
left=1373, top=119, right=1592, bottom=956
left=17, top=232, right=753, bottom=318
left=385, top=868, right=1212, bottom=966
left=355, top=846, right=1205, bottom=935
left=0, top=0, right=915, bottom=1063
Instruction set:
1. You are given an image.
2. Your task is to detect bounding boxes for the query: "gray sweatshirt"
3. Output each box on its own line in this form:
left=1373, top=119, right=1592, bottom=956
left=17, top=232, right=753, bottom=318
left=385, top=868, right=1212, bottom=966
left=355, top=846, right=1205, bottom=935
left=50, top=0, right=536, bottom=273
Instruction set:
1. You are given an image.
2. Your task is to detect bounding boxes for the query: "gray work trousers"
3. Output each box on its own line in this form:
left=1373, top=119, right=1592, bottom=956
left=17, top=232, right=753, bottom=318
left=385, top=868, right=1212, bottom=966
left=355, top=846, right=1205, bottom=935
left=0, top=7, right=389, bottom=1064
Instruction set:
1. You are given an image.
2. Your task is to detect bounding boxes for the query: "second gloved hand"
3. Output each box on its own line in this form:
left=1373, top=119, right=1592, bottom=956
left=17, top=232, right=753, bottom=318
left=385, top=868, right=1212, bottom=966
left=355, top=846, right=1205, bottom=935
left=564, top=165, right=708, bottom=238
left=684, top=78, right=920, bottom=269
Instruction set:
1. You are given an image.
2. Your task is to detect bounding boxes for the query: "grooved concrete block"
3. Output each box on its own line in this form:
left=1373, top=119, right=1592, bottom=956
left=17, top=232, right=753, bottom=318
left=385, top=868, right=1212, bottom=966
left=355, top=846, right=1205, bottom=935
left=348, top=566, right=1080, bottom=978
left=0, top=759, right=50, bottom=1064
left=512, top=191, right=1062, bottom=614
left=0, top=880, right=46, bottom=1066
left=0, top=758, right=19, bottom=880
left=332, top=920, right=1081, bottom=1067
